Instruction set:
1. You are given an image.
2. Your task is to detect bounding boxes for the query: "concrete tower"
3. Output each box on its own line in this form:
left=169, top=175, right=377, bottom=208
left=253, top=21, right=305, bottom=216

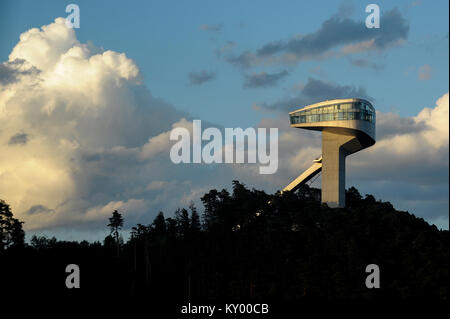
left=283, top=98, right=376, bottom=208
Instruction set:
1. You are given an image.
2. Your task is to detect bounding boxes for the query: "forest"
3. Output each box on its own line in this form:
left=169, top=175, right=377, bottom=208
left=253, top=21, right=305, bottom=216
left=0, top=181, right=448, bottom=303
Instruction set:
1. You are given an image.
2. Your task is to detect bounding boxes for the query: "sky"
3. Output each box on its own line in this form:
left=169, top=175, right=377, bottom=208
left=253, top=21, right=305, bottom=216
left=0, top=0, right=448, bottom=241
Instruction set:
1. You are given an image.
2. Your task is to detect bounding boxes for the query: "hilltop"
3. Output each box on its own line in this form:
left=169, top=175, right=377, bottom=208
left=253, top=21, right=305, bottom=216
left=0, top=181, right=447, bottom=300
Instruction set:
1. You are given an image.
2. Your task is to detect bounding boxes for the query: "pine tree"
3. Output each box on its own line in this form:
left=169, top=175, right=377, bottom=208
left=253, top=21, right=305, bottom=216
left=107, top=210, right=124, bottom=255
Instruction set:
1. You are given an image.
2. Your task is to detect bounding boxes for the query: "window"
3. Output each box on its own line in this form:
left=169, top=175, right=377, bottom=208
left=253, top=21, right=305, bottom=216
left=341, top=103, right=351, bottom=110
left=321, top=113, right=331, bottom=121
left=290, top=101, right=374, bottom=124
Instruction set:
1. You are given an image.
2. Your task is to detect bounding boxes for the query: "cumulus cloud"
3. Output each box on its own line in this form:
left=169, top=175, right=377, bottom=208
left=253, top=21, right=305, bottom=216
left=351, top=93, right=449, bottom=182
left=243, top=70, right=289, bottom=88
left=0, top=18, right=224, bottom=232
left=188, top=70, right=216, bottom=85
left=224, top=8, right=408, bottom=69
left=257, top=77, right=371, bottom=111
left=0, top=59, right=40, bottom=85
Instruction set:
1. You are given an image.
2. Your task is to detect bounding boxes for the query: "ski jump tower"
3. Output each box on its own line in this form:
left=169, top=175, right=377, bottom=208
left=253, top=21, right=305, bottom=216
left=283, top=98, right=376, bottom=208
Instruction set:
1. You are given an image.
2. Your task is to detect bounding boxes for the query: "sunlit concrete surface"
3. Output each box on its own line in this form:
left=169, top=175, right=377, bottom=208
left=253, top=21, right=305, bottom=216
left=284, top=98, right=376, bottom=207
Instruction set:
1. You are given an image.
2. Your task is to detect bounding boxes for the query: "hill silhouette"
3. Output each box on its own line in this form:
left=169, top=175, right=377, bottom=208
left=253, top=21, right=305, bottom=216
left=0, top=181, right=447, bottom=302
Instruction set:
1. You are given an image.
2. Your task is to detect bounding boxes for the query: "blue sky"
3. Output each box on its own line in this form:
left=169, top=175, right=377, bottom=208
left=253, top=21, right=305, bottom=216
left=1, top=0, right=448, bottom=125
left=0, top=0, right=448, bottom=240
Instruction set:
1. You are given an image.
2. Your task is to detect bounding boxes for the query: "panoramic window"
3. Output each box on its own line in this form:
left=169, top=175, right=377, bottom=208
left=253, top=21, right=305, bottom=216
left=290, top=101, right=375, bottom=124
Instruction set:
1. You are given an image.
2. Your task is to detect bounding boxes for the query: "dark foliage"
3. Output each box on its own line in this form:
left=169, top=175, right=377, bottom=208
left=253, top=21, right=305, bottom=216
left=0, top=199, right=24, bottom=250
left=0, top=182, right=447, bottom=302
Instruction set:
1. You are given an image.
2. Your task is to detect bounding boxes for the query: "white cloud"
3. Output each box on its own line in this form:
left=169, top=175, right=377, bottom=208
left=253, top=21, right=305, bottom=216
left=353, top=92, right=449, bottom=180
left=9, top=18, right=79, bottom=71
left=415, top=92, right=448, bottom=147
left=84, top=198, right=148, bottom=222
left=0, top=18, right=195, bottom=231
left=139, top=118, right=192, bottom=160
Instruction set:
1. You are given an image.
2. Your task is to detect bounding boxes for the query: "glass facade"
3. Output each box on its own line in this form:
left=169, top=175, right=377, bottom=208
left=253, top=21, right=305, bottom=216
left=290, top=101, right=375, bottom=125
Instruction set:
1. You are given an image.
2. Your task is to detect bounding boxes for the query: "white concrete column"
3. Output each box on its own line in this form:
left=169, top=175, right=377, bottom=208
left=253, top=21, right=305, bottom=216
left=321, top=130, right=355, bottom=208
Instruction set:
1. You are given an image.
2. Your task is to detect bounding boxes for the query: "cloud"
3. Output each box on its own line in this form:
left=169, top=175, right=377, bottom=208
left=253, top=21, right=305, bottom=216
left=8, top=132, right=28, bottom=145
left=309, top=66, right=326, bottom=78
left=83, top=198, right=148, bottom=223
left=1, top=18, right=253, bottom=237
left=27, top=204, right=54, bottom=215
left=225, top=51, right=255, bottom=69
left=214, top=41, right=237, bottom=58
left=375, top=112, right=429, bottom=140
left=336, top=1, right=354, bottom=18
left=0, top=18, right=212, bottom=232
left=347, top=93, right=449, bottom=228
left=243, top=70, right=289, bottom=88
left=0, top=59, right=40, bottom=85
left=199, top=24, right=222, bottom=32
left=188, top=70, right=216, bottom=85
left=224, top=8, right=408, bottom=69
left=418, top=64, right=432, bottom=80
left=9, top=20, right=79, bottom=71
left=139, top=118, right=192, bottom=160
left=350, top=58, right=384, bottom=71
left=258, top=77, right=371, bottom=111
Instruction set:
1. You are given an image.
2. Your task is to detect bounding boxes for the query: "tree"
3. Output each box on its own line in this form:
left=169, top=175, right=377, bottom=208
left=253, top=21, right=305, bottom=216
left=189, top=202, right=201, bottom=233
left=131, top=223, right=150, bottom=240
left=30, top=235, right=57, bottom=250
left=175, top=208, right=190, bottom=237
left=152, top=212, right=167, bottom=235
left=201, top=188, right=231, bottom=230
left=107, top=210, right=124, bottom=253
left=346, top=186, right=362, bottom=208
left=0, top=199, right=25, bottom=251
